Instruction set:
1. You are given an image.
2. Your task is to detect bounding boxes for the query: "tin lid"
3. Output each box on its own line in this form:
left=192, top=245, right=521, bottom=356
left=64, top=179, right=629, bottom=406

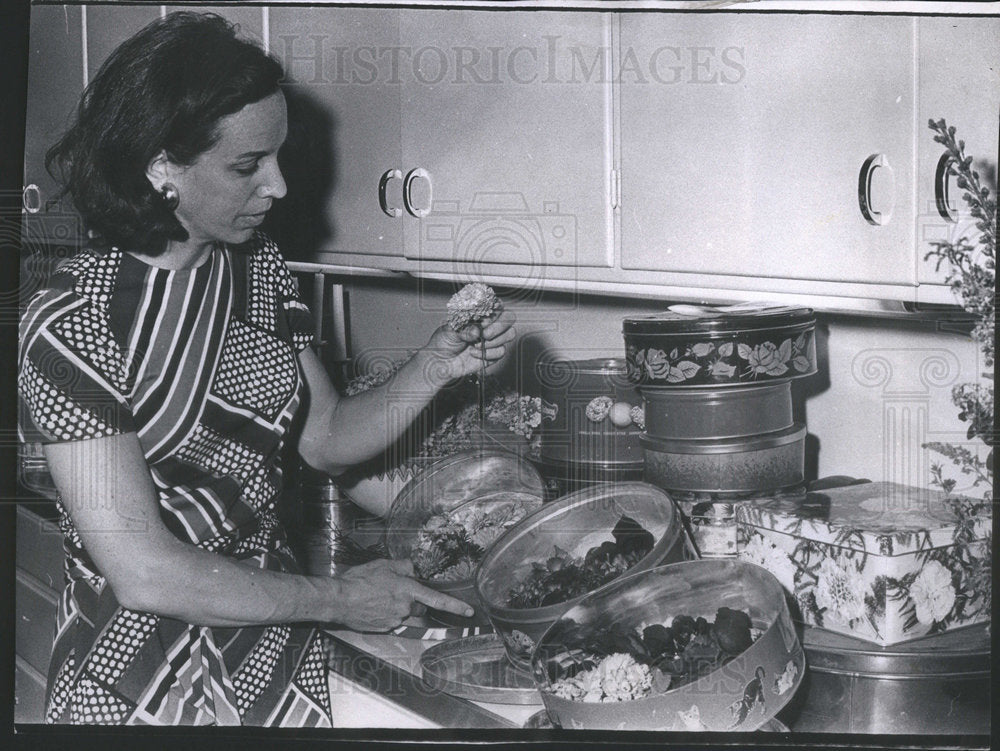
left=623, top=303, right=814, bottom=336
left=734, top=481, right=991, bottom=555
left=420, top=633, right=543, bottom=705
left=640, top=423, right=806, bottom=454
left=532, top=456, right=646, bottom=479
left=802, top=623, right=990, bottom=676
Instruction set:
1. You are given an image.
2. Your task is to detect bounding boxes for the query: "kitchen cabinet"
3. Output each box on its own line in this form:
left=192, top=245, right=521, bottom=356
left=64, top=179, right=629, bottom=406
left=85, top=4, right=162, bottom=79
left=14, top=504, right=63, bottom=724
left=916, top=16, right=1000, bottom=286
left=268, top=7, right=405, bottom=262
left=22, top=4, right=84, bottom=216
left=618, top=13, right=916, bottom=289
left=397, top=10, right=614, bottom=270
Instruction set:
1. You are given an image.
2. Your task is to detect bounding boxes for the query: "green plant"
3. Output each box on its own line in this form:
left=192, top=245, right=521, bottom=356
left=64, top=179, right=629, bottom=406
left=920, top=119, right=994, bottom=619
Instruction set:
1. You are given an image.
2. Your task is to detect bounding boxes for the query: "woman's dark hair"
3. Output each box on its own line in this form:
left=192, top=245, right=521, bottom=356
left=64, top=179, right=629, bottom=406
left=46, top=12, right=284, bottom=254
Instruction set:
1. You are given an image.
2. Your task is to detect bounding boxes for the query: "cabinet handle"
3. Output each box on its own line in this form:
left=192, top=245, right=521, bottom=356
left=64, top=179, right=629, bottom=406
left=403, top=168, right=432, bottom=218
left=378, top=169, right=403, bottom=218
left=22, top=184, right=41, bottom=214
left=858, top=153, right=894, bottom=226
left=934, top=153, right=959, bottom=223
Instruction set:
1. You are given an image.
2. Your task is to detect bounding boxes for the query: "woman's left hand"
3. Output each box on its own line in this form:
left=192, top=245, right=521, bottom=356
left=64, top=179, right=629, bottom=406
left=422, top=309, right=516, bottom=385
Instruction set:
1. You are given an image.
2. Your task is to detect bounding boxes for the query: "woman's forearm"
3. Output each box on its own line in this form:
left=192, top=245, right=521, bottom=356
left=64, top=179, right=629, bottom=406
left=297, top=346, right=450, bottom=476
left=121, top=536, right=347, bottom=627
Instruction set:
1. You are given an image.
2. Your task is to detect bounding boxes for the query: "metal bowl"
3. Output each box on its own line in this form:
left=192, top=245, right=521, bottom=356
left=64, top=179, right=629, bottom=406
left=384, top=449, right=545, bottom=626
left=530, top=559, right=805, bottom=731
left=474, top=481, right=687, bottom=671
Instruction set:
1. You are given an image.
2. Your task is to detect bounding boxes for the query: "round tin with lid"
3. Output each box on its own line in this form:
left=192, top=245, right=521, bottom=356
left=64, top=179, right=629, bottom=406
left=642, top=381, right=793, bottom=440
left=623, top=304, right=817, bottom=389
left=535, top=357, right=644, bottom=465
left=531, top=456, right=645, bottom=500
left=641, top=424, right=806, bottom=494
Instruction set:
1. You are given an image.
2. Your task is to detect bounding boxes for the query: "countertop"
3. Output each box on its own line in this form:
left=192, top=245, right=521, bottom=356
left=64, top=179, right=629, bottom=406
left=323, top=626, right=543, bottom=729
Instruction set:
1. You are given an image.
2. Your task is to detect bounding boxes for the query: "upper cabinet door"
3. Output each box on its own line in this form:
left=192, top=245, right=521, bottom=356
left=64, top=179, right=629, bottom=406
left=398, top=10, right=614, bottom=269
left=619, top=14, right=916, bottom=287
left=916, top=16, right=1000, bottom=285
left=268, top=7, right=404, bottom=262
left=23, top=4, right=84, bottom=215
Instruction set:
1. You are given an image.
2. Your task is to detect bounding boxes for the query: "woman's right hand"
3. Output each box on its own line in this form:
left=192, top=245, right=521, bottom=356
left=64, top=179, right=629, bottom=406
left=332, top=558, right=474, bottom=632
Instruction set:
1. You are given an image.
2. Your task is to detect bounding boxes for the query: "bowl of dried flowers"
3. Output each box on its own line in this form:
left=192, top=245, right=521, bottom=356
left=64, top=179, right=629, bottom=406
left=384, top=448, right=545, bottom=626
left=474, top=481, right=687, bottom=671
left=529, top=559, right=804, bottom=731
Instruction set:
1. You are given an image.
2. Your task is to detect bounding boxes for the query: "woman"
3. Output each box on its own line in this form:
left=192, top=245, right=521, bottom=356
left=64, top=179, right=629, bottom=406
left=17, top=12, right=515, bottom=726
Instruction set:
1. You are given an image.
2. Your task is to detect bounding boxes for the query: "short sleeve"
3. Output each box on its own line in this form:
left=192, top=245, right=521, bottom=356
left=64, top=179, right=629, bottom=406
left=18, top=289, right=136, bottom=444
left=256, top=233, right=315, bottom=353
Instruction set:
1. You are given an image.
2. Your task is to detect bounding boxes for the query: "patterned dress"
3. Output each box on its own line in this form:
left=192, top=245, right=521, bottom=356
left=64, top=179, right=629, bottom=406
left=17, top=232, right=333, bottom=726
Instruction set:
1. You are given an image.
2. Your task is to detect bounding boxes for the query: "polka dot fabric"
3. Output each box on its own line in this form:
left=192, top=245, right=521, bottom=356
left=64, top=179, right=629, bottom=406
left=232, top=625, right=290, bottom=715
left=68, top=677, right=132, bottom=725
left=83, top=609, right=159, bottom=684
left=21, top=233, right=331, bottom=727
left=293, top=637, right=330, bottom=711
left=213, top=318, right=298, bottom=422
left=50, top=305, right=129, bottom=393
left=174, top=423, right=262, bottom=485
left=18, top=358, right=121, bottom=442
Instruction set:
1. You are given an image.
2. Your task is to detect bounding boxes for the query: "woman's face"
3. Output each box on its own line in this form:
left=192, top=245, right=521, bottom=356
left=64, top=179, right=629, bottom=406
left=158, top=90, right=288, bottom=247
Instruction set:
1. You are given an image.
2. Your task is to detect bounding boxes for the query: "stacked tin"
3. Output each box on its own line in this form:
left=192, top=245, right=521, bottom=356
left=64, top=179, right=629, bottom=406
left=533, top=357, right=645, bottom=497
left=622, top=304, right=818, bottom=557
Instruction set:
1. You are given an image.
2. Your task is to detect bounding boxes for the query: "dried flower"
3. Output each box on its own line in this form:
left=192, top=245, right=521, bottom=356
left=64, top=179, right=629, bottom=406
left=446, top=282, right=503, bottom=332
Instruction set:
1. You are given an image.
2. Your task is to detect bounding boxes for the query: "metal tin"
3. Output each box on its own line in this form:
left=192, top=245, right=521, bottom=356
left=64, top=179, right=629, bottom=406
left=641, top=382, right=793, bottom=440
left=535, top=357, right=644, bottom=465
left=531, top=456, right=645, bottom=500
left=530, top=560, right=805, bottom=732
left=475, top=481, right=686, bottom=672
left=419, top=633, right=544, bottom=705
left=641, top=424, right=806, bottom=494
left=623, top=306, right=817, bottom=388
left=384, top=449, right=546, bottom=627
left=784, top=624, right=991, bottom=734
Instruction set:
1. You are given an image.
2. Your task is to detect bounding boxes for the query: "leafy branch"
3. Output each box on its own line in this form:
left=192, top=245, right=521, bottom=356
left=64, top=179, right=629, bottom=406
left=920, top=120, right=994, bottom=622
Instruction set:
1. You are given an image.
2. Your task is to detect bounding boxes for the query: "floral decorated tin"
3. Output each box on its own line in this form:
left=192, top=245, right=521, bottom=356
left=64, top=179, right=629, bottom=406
left=735, top=482, right=991, bottom=646
left=623, top=304, right=816, bottom=388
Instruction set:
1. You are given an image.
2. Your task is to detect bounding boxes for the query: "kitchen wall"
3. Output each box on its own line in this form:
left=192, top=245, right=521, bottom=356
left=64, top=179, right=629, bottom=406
left=338, top=277, right=984, bottom=493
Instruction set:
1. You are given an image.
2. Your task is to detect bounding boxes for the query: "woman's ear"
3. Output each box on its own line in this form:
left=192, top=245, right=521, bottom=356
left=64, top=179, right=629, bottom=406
left=145, top=150, right=171, bottom=192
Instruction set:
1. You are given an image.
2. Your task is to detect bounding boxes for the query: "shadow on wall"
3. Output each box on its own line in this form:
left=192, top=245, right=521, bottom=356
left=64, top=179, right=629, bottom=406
left=794, top=318, right=832, bottom=484
left=263, top=86, right=336, bottom=262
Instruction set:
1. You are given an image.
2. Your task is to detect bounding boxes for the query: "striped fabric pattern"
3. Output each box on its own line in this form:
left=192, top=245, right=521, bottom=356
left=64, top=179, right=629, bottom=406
left=18, top=232, right=330, bottom=727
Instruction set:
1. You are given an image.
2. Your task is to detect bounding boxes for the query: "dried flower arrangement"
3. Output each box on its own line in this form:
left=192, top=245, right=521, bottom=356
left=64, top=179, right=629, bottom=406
left=919, top=119, right=994, bottom=624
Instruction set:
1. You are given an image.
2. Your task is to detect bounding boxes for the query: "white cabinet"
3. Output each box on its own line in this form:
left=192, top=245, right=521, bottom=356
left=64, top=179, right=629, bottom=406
left=398, top=10, right=614, bottom=269
left=22, top=4, right=84, bottom=217
left=618, top=13, right=916, bottom=289
left=269, top=7, right=405, bottom=262
left=916, top=16, right=1000, bottom=287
